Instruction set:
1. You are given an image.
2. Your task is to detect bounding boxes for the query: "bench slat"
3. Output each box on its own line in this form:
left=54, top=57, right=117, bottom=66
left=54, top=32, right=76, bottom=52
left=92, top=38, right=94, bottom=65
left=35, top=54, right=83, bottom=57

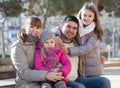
left=0, top=78, right=15, bottom=87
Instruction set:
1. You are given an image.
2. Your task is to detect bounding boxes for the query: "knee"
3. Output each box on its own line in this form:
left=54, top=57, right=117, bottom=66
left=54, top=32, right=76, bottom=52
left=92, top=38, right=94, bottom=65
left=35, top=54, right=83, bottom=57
left=101, top=77, right=111, bottom=88
left=74, top=83, right=86, bottom=88
left=102, top=77, right=111, bottom=84
left=41, top=83, right=52, bottom=88
left=54, top=81, right=66, bottom=88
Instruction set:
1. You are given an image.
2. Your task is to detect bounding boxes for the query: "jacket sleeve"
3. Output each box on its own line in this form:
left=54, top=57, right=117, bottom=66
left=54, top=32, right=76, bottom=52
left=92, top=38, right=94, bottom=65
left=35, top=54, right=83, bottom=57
left=69, top=34, right=100, bottom=56
left=58, top=50, right=71, bottom=77
left=10, top=41, right=48, bottom=82
left=34, top=48, right=50, bottom=71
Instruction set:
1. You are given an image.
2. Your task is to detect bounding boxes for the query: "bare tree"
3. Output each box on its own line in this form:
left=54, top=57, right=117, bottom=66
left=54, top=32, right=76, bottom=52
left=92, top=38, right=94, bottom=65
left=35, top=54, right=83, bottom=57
left=91, top=0, right=99, bottom=7
left=0, top=0, right=23, bottom=58
left=28, top=0, right=35, bottom=16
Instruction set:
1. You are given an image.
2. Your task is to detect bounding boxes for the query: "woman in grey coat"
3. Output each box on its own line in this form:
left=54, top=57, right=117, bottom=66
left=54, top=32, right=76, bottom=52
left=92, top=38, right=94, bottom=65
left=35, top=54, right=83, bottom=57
left=11, top=16, right=63, bottom=88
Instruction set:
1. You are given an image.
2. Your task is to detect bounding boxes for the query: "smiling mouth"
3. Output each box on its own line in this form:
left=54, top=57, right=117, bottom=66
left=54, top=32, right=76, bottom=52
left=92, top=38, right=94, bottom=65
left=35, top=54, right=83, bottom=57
left=68, top=31, right=74, bottom=36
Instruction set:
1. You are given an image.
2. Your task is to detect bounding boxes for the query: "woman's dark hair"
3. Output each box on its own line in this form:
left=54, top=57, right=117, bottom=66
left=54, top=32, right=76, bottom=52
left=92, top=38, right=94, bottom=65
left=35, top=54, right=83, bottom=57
left=63, top=15, right=79, bottom=29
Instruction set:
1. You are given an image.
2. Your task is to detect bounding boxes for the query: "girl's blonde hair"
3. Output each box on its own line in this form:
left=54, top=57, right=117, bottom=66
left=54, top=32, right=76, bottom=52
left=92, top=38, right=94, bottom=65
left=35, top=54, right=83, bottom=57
left=17, top=16, right=42, bottom=42
left=77, top=2, right=103, bottom=41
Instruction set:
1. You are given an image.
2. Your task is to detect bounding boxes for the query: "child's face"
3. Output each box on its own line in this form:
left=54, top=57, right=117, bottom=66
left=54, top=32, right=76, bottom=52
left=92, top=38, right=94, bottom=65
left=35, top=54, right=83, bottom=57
left=43, top=38, right=56, bottom=49
left=25, top=22, right=41, bottom=36
left=81, top=9, right=95, bottom=25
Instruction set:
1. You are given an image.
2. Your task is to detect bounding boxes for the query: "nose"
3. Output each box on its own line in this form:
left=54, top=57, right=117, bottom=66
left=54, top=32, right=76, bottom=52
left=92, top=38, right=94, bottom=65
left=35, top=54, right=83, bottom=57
left=69, top=28, right=74, bottom=32
left=48, top=43, right=52, bottom=46
left=33, top=26, right=37, bottom=30
left=85, top=16, right=89, bottom=20
left=32, top=27, right=40, bottom=36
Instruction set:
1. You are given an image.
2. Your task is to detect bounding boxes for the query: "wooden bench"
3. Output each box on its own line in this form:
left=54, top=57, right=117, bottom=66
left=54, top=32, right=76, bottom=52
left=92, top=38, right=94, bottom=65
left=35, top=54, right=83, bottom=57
left=0, top=78, right=15, bottom=88
left=0, top=58, right=16, bottom=88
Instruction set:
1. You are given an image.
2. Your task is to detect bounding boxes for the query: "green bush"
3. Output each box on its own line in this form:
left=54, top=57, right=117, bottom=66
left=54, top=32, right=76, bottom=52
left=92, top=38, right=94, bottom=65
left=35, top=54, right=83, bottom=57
left=0, top=53, right=10, bottom=58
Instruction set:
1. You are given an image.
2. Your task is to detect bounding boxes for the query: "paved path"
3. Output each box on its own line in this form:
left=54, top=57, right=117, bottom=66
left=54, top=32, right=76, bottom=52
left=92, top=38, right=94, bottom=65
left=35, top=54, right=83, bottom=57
left=103, top=67, right=120, bottom=88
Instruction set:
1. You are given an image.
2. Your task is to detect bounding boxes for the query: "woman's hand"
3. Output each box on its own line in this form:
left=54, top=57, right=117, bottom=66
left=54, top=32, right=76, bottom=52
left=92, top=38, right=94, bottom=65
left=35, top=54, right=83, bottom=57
left=52, top=68, right=59, bottom=72
left=45, top=71, right=64, bottom=82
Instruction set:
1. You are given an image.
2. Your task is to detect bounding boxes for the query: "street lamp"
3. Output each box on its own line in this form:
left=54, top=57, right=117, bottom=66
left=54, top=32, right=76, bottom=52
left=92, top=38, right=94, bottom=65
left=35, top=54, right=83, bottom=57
left=107, top=44, right=111, bottom=61
left=112, top=27, right=115, bottom=57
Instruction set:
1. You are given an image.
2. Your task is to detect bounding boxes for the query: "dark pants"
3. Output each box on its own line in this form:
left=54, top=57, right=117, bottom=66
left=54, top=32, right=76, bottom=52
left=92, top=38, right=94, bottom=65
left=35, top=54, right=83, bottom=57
left=75, top=76, right=111, bottom=88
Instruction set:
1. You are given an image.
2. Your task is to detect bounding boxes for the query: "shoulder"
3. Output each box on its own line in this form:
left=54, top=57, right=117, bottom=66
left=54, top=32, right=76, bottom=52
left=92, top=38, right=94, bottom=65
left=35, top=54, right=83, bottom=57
left=51, top=26, right=61, bottom=36
left=10, top=40, right=25, bottom=55
left=57, top=49, right=67, bottom=56
left=11, top=39, right=22, bottom=48
left=35, top=41, right=42, bottom=49
left=86, top=32, right=98, bottom=40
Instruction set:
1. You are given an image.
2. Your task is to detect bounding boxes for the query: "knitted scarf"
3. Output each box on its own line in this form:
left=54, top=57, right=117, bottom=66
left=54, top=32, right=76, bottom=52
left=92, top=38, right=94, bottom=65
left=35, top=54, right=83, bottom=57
left=79, top=20, right=95, bottom=37
left=43, top=46, right=60, bottom=70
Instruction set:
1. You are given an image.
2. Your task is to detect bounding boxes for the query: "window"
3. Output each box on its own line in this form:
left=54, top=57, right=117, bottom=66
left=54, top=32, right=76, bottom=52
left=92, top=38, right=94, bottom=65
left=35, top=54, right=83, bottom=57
left=11, top=33, right=17, bottom=38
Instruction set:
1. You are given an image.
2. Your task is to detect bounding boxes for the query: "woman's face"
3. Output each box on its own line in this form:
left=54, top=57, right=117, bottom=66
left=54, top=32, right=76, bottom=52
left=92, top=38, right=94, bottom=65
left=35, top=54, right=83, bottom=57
left=81, top=9, right=95, bottom=25
left=25, top=22, right=41, bottom=36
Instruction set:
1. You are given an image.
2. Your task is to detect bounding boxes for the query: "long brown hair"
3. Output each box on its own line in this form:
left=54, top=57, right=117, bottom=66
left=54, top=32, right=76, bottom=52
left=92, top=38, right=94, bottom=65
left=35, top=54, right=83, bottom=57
left=17, top=16, right=42, bottom=42
left=77, top=2, right=103, bottom=41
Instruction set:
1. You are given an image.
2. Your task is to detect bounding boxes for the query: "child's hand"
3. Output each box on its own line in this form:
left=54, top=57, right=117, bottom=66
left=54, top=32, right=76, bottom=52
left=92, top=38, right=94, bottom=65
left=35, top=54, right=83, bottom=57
left=45, top=71, right=64, bottom=82
left=52, top=68, right=59, bottom=72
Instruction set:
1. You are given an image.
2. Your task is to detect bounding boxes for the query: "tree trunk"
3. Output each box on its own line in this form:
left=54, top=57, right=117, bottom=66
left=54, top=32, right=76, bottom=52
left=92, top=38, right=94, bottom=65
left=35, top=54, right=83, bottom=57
left=1, top=19, right=5, bottom=58
left=90, top=0, right=99, bottom=8
left=28, top=0, right=35, bottom=16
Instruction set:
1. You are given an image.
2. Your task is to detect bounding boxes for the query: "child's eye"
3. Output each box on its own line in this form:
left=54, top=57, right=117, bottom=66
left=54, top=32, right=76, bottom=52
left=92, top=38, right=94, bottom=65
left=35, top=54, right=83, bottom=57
left=84, top=14, right=87, bottom=17
left=51, top=41, right=54, bottom=43
left=45, top=41, right=48, bottom=43
left=89, top=15, right=92, bottom=18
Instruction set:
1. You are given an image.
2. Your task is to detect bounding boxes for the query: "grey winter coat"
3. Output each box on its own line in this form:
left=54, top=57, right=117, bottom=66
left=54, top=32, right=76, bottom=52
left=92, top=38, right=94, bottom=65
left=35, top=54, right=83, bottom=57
left=69, top=32, right=103, bottom=77
left=11, top=40, right=48, bottom=88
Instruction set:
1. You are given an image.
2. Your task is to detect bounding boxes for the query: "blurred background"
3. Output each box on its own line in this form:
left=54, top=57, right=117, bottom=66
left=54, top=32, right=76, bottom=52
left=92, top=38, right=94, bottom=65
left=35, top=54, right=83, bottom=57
left=0, top=0, right=120, bottom=60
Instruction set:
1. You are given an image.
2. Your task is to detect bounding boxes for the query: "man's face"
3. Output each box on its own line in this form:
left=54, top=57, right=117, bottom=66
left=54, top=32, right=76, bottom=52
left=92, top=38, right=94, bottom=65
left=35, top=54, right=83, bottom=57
left=61, top=21, right=78, bottom=39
